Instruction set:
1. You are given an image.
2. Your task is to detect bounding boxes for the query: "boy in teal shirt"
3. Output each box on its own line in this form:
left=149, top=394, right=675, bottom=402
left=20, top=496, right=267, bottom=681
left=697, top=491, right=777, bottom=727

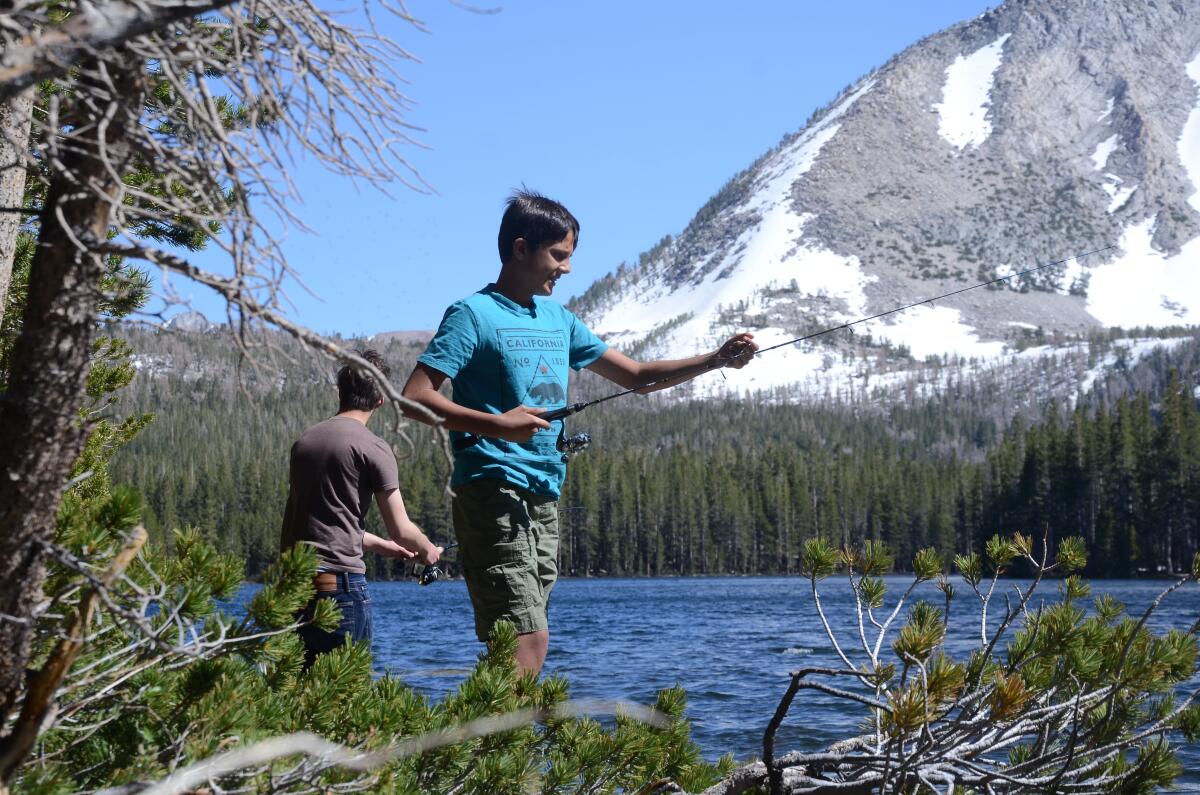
left=403, top=189, right=757, bottom=674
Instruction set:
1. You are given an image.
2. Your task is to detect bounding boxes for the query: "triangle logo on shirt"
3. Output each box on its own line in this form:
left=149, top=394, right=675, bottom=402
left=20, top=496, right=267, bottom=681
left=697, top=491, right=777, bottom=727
left=522, top=356, right=566, bottom=407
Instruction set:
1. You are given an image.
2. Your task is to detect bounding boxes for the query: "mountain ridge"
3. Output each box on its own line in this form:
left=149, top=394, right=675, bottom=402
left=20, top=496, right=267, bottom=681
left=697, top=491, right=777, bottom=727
left=567, top=0, right=1200, bottom=398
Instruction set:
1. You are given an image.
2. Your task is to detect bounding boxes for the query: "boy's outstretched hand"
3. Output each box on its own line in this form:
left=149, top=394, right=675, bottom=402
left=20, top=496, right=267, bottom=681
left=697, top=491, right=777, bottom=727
left=715, top=332, right=758, bottom=369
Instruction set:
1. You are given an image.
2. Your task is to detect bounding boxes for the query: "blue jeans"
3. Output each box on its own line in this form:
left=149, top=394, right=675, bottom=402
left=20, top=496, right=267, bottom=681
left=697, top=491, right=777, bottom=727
left=297, top=572, right=372, bottom=668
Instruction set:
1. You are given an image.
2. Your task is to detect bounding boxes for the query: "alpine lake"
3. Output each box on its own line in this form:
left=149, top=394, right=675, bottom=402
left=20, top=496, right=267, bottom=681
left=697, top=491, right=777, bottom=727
left=241, top=575, right=1200, bottom=789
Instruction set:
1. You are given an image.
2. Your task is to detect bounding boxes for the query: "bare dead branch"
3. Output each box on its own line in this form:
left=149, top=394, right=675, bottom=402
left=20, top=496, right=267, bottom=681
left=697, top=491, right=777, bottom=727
left=138, top=700, right=668, bottom=795
left=11, top=0, right=443, bottom=453
left=0, top=0, right=241, bottom=103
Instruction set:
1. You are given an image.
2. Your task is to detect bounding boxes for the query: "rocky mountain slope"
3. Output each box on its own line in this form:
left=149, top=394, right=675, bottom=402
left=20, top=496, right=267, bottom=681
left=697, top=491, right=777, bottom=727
left=568, top=0, right=1200, bottom=399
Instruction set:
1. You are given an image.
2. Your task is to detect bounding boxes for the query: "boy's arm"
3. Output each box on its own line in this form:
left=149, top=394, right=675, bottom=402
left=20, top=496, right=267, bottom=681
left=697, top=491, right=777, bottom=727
left=401, top=363, right=550, bottom=442
left=374, top=488, right=441, bottom=565
left=362, top=532, right=417, bottom=560
left=586, top=332, right=758, bottom=393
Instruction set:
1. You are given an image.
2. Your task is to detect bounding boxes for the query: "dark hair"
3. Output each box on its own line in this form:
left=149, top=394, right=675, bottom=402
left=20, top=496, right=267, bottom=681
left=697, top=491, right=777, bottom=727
left=337, top=349, right=390, bottom=412
left=497, top=188, right=580, bottom=264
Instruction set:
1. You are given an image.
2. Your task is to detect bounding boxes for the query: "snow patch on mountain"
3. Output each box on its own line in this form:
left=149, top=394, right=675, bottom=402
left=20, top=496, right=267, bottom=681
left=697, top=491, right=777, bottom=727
left=693, top=328, right=836, bottom=397
left=1087, top=219, right=1200, bottom=326
left=1059, top=256, right=1085, bottom=294
left=699, top=306, right=1007, bottom=398
left=1100, top=174, right=1135, bottom=213
left=591, top=81, right=876, bottom=355
left=689, top=334, right=1187, bottom=404
left=1181, top=50, right=1200, bottom=212
left=748, top=78, right=876, bottom=215
left=933, top=34, right=1010, bottom=150
left=1107, top=186, right=1136, bottom=213
left=1098, top=97, right=1115, bottom=123
left=1091, top=134, right=1119, bottom=170
left=862, top=305, right=1005, bottom=360
left=994, top=255, right=1084, bottom=298
left=1077, top=337, right=1193, bottom=396
left=690, top=332, right=935, bottom=401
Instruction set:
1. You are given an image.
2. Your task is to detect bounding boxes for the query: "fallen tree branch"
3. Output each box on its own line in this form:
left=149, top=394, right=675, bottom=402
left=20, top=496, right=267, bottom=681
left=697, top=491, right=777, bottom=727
left=137, top=699, right=667, bottom=795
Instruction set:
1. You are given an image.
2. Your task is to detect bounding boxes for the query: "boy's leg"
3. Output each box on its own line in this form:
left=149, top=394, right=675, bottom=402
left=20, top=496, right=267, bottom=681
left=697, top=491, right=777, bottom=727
left=517, top=496, right=559, bottom=673
left=453, top=479, right=560, bottom=672
left=515, top=630, right=548, bottom=674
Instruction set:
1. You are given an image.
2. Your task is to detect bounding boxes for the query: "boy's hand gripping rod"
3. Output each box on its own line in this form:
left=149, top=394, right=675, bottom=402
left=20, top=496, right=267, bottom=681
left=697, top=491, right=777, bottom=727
left=540, top=244, right=1114, bottom=423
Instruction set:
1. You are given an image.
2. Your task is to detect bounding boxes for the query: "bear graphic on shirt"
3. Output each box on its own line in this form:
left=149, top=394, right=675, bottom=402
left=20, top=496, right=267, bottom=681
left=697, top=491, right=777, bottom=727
left=523, top=356, right=566, bottom=406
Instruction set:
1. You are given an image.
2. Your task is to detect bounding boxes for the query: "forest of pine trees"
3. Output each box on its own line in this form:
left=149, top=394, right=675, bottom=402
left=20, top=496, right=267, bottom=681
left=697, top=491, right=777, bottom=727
left=111, top=326, right=1200, bottom=580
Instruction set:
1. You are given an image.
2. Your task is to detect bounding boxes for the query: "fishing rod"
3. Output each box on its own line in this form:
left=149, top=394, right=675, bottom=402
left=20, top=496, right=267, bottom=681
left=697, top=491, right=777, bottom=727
left=541, top=244, right=1115, bottom=424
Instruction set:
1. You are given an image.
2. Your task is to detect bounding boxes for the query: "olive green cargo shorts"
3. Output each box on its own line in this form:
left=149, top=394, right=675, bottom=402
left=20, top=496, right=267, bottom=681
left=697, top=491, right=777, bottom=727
left=452, top=478, right=559, bottom=642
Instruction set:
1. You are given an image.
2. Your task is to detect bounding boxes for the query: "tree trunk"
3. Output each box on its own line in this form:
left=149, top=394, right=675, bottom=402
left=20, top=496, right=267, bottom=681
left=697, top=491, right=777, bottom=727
left=0, top=61, right=140, bottom=734
left=0, top=87, right=33, bottom=323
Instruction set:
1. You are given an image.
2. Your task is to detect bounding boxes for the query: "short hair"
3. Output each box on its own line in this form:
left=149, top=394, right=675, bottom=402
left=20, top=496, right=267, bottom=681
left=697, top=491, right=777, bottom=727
left=337, top=349, right=390, bottom=412
left=497, top=188, right=580, bottom=264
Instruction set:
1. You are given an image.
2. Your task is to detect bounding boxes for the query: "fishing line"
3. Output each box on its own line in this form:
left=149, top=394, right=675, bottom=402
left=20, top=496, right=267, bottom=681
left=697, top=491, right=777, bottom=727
left=541, top=244, right=1114, bottom=423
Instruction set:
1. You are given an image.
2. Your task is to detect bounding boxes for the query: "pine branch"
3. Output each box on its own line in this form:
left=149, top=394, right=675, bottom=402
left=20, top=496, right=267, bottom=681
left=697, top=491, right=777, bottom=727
left=0, top=526, right=147, bottom=779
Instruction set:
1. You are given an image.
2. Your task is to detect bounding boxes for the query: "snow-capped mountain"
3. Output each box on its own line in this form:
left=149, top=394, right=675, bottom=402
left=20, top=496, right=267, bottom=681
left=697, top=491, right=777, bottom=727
left=569, top=0, right=1200, bottom=398
left=163, top=309, right=215, bottom=334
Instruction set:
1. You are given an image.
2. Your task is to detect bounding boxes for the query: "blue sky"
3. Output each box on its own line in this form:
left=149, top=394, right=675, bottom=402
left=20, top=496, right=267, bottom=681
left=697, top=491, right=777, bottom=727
left=168, top=0, right=994, bottom=336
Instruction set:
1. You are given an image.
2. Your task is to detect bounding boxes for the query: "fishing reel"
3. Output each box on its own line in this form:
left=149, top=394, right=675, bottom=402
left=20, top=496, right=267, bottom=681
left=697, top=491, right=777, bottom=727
left=545, top=404, right=590, bottom=460
left=418, top=565, right=446, bottom=586
left=417, top=542, right=456, bottom=586
left=556, top=429, right=591, bottom=461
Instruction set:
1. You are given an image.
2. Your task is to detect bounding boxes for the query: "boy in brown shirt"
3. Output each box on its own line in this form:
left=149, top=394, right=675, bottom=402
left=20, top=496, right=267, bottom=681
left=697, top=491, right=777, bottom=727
left=281, top=350, right=441, bottom=664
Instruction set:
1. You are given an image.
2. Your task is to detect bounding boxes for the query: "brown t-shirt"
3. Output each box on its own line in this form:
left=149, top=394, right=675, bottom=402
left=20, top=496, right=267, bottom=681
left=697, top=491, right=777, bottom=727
left=279, top=416, right=399, bottom=573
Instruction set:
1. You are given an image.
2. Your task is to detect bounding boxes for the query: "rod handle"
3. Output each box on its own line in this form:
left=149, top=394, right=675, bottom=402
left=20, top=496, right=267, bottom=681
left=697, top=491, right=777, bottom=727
left=541, top=403, right=584, bottom=422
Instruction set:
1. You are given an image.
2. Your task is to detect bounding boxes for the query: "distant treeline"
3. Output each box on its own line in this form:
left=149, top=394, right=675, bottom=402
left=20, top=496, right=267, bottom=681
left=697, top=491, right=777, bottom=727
left=111, top=327, right=1200, bottom=579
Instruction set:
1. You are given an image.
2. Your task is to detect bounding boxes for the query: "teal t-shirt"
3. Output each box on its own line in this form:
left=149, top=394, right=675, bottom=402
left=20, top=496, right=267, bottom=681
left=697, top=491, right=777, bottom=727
left=417, top=285, right=608, bottom=498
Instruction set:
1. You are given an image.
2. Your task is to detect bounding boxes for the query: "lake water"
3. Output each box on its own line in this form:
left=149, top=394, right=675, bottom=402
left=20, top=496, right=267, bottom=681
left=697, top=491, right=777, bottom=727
left=257, top=576, right=1200, bottom=789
